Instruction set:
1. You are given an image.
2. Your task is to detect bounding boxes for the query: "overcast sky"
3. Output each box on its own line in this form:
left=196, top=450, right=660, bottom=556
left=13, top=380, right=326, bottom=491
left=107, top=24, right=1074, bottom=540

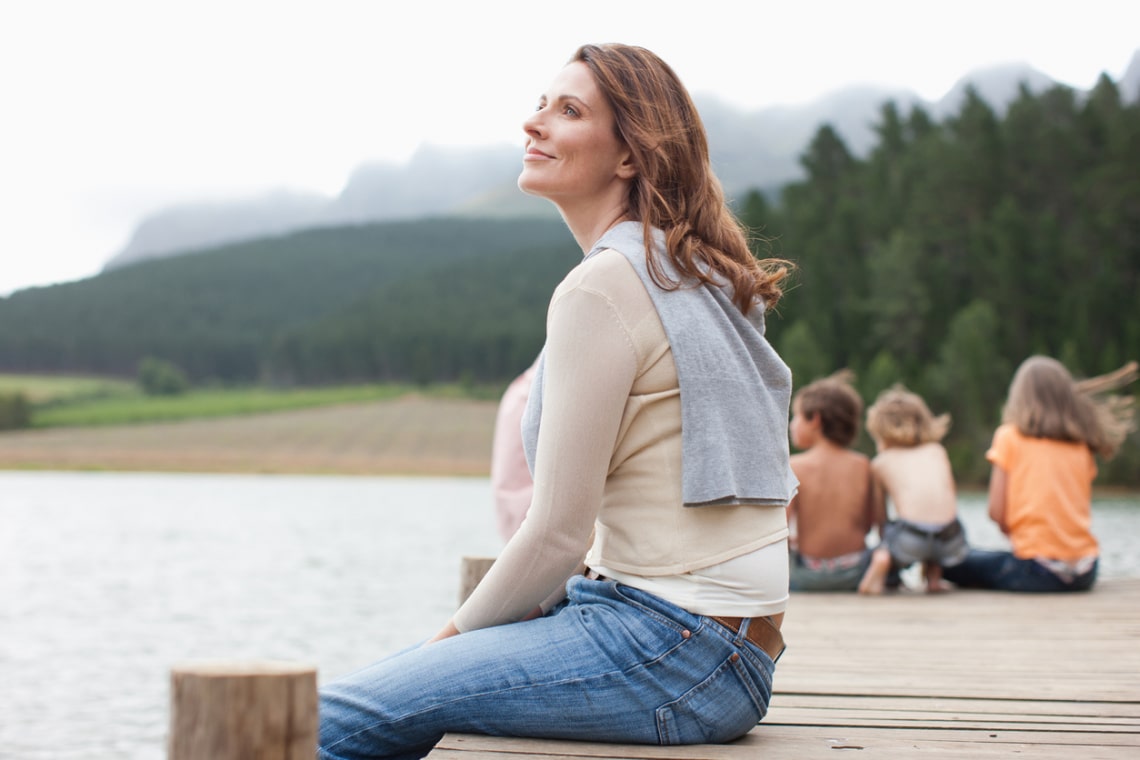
left=2, top=0, right=1137, bottom=296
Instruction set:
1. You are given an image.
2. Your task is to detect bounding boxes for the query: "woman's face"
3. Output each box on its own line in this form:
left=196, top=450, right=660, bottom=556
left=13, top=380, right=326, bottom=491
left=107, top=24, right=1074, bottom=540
left=518, top=61, right=635, bottom=204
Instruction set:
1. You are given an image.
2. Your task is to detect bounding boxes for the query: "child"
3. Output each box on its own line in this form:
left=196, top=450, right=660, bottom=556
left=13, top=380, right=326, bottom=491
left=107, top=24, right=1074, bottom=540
left=490, top=361, right=538, bottom=543
left=942, top=357, right=1137, bottom=592
left=858, top=386, right=966, bottom=594
left=787, top=371, right=884, bottom=591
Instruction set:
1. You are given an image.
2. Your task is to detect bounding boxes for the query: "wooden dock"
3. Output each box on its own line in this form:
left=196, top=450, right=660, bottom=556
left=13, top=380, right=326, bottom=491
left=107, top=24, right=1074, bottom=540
left=428, top=578, right=1140, bottom=759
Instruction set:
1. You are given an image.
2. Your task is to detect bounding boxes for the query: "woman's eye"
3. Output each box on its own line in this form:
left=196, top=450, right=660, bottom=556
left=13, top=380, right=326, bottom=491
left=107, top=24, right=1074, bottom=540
left=563, top=105, right=579, bottom=117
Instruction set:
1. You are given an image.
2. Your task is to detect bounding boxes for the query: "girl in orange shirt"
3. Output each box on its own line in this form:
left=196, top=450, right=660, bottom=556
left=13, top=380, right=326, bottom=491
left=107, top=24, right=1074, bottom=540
left=943, top=356, right=1136, bottom=592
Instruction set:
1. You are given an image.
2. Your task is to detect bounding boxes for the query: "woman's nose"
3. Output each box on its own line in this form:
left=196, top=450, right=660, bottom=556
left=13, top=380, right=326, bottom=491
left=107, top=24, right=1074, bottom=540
left=522, top=109, right=544, bottom=138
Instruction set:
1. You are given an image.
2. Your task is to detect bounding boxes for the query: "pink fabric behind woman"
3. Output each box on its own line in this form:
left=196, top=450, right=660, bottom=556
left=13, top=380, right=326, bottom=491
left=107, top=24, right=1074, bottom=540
left=491, top=363, right=537, bottom=542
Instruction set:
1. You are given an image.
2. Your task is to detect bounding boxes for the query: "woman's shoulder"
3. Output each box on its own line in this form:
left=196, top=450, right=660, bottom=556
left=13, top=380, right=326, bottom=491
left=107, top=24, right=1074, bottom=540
left=556, top=248, right=643, bottom=298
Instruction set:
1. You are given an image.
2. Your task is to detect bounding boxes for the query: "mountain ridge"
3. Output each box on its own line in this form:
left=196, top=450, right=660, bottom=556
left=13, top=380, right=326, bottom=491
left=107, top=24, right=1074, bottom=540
left=102, top=55, right=1137, bottom=271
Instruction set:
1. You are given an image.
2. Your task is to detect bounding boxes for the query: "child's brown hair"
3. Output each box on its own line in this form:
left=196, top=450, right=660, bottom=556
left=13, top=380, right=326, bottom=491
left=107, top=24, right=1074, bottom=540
left=866, top=385, right=950, bottom=448
left=793, top=369, right=863, bottom=447
left=1004, top=356, right=1137, bottom=458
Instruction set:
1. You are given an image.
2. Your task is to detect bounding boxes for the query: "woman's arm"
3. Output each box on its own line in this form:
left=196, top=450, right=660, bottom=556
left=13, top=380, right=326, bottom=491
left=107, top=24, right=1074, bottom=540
left=442, top=264, right=640, bottom=636
left=785, top=492, right=798, bottom=550
left=987, top=465, right=1009, bottom=535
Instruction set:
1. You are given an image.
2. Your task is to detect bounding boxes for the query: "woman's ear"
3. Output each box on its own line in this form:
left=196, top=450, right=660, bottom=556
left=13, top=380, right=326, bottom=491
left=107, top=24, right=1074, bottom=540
left=616, top=151, right=638, bottom=180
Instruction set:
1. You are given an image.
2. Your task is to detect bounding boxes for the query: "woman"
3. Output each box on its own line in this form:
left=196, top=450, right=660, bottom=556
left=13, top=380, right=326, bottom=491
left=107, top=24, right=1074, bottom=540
left=318, top=43, right=796, bottom=760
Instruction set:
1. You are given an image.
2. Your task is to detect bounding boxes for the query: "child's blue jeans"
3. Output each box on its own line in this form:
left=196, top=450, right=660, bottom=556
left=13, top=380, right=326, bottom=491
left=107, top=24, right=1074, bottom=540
left=318, top=575, right=777, bottom=760
left=942, top=549, right=1098, bottom=592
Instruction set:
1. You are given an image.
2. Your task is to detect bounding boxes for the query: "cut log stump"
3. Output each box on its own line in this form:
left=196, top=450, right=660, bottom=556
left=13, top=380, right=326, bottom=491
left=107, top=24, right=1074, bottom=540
left=169, top=660, right=317, bottom=760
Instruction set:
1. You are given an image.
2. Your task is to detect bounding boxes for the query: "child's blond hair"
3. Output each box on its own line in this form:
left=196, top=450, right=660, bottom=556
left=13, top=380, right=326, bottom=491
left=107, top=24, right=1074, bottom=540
left=793, top=369, right=863, bottom=447
left=1003, top=356, right=1137, bottom=459
left=866, top=385, right=950, bottom=447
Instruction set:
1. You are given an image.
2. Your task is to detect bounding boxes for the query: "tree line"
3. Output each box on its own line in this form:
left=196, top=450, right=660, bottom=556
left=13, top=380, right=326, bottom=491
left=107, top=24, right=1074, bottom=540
left=739, top=75, right=1138, bottom=483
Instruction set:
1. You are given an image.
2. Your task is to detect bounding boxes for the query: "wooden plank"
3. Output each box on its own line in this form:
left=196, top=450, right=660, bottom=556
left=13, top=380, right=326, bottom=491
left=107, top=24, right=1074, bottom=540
left=426, top=578, right=1140, bottom=759
left=771, top=694, right=1140, bottom=721
left=434, top=728, right=1140, bottom=757
left=772, top=579, right=1140, bottom=702
left=767, top=710, right=1138, bottom=731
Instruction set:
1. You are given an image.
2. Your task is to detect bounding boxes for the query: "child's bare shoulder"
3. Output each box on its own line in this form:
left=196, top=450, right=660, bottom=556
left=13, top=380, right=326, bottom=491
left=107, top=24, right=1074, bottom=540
left=871, top=447, right=908, bottom=473
left=839, top=447, right=871, bottom=465
left=794, top=445, right=870, bottom=479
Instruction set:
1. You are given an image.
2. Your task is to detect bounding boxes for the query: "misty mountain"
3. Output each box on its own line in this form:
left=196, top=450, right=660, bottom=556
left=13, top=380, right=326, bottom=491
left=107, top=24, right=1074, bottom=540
left=332, top=144, right=524, bottom=224
left=931, top=62, right=1056, bottom=117
left=103, top=56, right=1135, bottom=271
left=1121, top=48, right=1140, bottom=103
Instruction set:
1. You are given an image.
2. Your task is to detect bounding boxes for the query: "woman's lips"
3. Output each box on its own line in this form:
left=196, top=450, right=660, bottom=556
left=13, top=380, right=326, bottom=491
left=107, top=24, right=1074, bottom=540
left=524, top=147, right=554, bottom=160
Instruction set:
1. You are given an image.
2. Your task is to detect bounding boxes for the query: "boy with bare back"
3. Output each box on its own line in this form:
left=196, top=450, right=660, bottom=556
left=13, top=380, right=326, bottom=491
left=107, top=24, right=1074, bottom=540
left=858, top=386, right=968, bottom=594
left=787, top=371, right=884, bottom=591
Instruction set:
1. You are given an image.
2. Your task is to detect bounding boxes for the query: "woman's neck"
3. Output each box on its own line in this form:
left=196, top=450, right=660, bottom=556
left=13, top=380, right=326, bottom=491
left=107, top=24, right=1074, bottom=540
left=557, top=202, right=633, bottom=255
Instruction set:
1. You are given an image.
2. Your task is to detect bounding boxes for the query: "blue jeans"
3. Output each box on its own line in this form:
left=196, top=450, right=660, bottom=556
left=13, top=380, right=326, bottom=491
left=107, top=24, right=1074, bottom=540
left=318, top=575, right=777, bottom=760
left=788, top=549, right=870, bottom=591
left=942, top=549, right=1098, bottom=592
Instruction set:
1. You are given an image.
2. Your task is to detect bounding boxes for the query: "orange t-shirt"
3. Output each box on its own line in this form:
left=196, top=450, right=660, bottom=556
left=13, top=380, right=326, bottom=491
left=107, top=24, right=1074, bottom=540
left=987, top=423, right=1098, bottom=561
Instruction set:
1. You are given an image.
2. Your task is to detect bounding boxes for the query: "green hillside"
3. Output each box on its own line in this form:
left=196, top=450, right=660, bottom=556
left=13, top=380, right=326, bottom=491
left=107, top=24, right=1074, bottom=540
left=0, top=218, right=576, bottom=382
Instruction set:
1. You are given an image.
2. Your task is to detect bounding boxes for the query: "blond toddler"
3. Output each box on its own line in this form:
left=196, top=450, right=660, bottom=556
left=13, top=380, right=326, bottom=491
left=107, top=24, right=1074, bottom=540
left=858, top=386, right=966, bottom=594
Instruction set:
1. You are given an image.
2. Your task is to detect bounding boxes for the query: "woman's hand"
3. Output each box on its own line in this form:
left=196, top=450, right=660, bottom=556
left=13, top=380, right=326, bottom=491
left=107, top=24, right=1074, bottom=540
left=425, top=620, right=461, bottom=645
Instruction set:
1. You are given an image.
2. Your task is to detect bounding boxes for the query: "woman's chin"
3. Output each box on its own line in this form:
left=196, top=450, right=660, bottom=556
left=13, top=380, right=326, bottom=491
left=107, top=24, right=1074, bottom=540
left=517, top=174, right=550, bottom=199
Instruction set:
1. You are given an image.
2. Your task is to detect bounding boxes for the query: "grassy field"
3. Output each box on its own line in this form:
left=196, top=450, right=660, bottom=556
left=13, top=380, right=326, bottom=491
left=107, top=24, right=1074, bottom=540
left=0, top=373, right=135, bottom=405
left=0, top=373, right=504, bottom=475
left=0, top=373, right=506, bottom=428
left=32, top=384, right=425, bottom=427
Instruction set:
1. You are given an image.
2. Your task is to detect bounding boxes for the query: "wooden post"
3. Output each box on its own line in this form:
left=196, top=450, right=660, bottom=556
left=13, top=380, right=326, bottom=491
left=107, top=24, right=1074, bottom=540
left=169, top=660, right=317, bottom=760
left=459, top=555, right=496, bottom=606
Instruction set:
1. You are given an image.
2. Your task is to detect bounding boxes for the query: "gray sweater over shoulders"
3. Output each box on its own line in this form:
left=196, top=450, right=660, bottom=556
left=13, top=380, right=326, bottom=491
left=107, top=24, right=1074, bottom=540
left=525, top=221, right=798, bottom=508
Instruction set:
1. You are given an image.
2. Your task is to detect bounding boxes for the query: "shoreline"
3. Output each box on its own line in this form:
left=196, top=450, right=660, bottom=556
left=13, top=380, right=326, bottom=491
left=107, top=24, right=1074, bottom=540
left=0, top=396, right=499, bottom=478
left=3, top=396, right=1139, bottom=496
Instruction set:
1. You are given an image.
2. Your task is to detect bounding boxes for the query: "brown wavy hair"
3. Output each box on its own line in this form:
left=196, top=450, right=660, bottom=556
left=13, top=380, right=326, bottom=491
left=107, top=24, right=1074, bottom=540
left=794, top=369, right=864, bottom=447
left=572, top=43, right=790, bottom=315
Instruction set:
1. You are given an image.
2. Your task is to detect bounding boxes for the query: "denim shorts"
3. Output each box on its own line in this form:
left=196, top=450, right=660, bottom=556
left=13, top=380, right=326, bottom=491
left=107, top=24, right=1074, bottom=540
left=318, top=575, right=777, bottom=760
left=881, top=518, right=969, bottom=568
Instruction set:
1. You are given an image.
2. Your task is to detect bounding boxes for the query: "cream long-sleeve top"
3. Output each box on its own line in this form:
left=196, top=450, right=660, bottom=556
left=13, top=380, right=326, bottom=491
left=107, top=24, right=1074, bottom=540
left=452, top=247, right=789, bottom=633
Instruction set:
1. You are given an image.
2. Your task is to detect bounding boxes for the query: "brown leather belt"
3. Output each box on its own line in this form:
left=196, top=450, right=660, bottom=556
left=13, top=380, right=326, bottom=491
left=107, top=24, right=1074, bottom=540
left=711, top=615, right=786, bottom=662
left=584, top=570, right=786, bottom=662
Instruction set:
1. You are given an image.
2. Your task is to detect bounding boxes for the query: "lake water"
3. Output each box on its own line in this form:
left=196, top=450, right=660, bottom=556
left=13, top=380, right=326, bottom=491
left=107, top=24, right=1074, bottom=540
left=1, top=471, right=1137, bottom=760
